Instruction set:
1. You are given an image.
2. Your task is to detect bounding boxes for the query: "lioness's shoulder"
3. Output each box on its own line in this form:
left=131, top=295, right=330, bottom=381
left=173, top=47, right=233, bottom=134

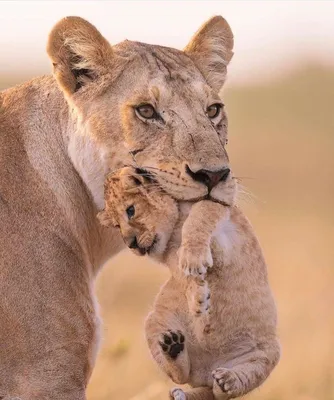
left=1, top=76, right=58, bottom=103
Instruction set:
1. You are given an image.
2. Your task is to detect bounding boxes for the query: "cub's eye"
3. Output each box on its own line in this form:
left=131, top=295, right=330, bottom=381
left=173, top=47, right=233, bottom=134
left=207, top=103, right=222, bottom=119
left=136, top=104, right=156, bottom=119
left=126, top=205, right=135, bottom=219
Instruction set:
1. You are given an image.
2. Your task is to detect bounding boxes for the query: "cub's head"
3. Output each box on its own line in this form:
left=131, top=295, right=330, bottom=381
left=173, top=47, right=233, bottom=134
left=47, top=15, right=235, bottom=206
left=97, top=166, right=179, bottom=257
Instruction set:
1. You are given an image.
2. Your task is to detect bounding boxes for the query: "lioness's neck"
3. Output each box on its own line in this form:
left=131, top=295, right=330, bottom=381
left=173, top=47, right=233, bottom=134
left=6, top=75, right=124, bottom=270
left=23, top=76, right=108, bottom=212
left=67, top=118, right=109, bottom=211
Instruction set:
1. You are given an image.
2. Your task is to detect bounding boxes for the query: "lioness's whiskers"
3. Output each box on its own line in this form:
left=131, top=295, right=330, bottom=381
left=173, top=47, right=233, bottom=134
left=141, top=166, right=161, bottom=173
left=234, top=176, right=256, bottom=182
left=237, top=184, right=264, bottom=206
left=123, top=183, right=165, bottom=194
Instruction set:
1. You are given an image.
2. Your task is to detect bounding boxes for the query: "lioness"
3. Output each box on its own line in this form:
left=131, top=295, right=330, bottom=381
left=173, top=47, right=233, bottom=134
left=98, top=167, right=280, bottom=400
left=0, top=14, right=236, bottom=399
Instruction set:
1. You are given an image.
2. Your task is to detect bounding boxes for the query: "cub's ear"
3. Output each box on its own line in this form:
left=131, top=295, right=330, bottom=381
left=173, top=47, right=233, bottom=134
left=119, top=167, right=149, bottom=190
left=47, top=16, right=113, bottom=95
left=184, top=16, right=234, bottom=92
left=97, top=210, right=117, bottom=228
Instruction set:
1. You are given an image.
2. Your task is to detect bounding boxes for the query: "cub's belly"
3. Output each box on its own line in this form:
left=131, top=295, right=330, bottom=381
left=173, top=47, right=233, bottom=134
left=183, top=318, right=234, bottom=388
left=187, top=345, right=216, bottom=387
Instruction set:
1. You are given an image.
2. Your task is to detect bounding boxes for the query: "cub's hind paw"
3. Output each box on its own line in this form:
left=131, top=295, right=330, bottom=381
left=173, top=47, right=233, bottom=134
left=188, top=280, right=211, bottom=317
left=169, top=388, right=186, bottom=400
left=212, top=367, right=243, bottom=396
left=178, top=244, right=213, bottom=277
left=159, top=330, right=185, bottom=359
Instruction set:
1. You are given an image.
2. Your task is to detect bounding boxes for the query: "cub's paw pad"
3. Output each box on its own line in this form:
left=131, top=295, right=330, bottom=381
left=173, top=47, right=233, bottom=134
left=212, top=367, right=242, bottom=396
left=159, top=330, right=185, bottom=359
left=169, top=388, right=186, bottom=400
left=178, top=245, right=213, bottom=277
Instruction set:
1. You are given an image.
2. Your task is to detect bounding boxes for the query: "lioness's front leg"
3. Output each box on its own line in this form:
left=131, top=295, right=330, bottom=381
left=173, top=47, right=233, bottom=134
left=0, top=237, right=99, bottom=400
left=178, top=200, right=230, bottom=277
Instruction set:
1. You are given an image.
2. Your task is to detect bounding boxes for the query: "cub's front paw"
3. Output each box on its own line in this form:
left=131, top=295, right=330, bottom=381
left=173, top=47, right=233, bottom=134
left=159, top=330, right=185, bottom=359
left=178, top=244, right=213, bottom=277
left=212, top=367, right=243, bottom=397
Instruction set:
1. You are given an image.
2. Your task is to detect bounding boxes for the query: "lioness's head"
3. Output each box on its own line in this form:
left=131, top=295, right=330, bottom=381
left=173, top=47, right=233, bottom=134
left=97, top=166, right=179, bottom=257
left=47, top=15, right=235, bottom=206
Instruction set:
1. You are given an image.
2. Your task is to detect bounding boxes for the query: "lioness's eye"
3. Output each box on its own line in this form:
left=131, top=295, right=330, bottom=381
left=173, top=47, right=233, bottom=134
left=207, top=103, right=222, bottom=119
left=126, top=205, right=135, bottom=219
left=136, top=104, right=156, bottom=119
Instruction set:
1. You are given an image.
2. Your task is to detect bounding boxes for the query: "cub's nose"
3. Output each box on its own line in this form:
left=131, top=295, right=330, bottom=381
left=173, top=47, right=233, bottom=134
left=186, top=165, right=230, bottom=191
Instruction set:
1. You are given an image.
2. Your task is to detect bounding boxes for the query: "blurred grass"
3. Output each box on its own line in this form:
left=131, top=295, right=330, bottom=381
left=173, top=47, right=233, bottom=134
left=2, top=64, right=334, bottom=400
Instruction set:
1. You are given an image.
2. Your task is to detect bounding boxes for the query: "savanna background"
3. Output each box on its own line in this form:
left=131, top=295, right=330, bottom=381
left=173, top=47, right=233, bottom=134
left=1, top=1, right=333, bottom=399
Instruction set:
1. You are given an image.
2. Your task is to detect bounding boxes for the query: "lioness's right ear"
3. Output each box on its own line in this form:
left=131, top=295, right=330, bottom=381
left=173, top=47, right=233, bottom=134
left=47, top=16, right=113, bottom=95
left=184, top=16, right=234, bottom=92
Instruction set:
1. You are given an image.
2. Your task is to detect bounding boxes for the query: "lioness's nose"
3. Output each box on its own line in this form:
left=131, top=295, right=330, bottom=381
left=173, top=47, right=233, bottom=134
left=186, top=165, right=230, bottom=191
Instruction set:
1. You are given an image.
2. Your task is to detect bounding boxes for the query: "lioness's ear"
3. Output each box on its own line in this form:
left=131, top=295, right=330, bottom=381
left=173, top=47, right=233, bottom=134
left=47, top=16, right=113, bottom=95
left=184, top=16, right=234, bottom=92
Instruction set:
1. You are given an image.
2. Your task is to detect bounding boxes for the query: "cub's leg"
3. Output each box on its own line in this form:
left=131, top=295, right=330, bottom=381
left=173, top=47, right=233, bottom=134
left=185, top=277, right=211, bottom=342
left=186, top=277, right=211, bottom=317
left=145, top=311, right=190, bottom=384
left=170, top=387, right=214, bottom=400
left=212, top=340, right=281, bottom=399
left=145, top=280, right=190, bottom=384
left=179, top=201, right=230, bottom=277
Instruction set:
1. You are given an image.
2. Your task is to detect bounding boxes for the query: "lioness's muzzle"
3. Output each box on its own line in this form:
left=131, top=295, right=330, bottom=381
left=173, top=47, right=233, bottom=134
left=185, top=165, right=231, bottom=191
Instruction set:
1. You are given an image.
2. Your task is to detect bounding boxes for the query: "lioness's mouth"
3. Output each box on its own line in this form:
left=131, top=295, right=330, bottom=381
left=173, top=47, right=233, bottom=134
left=204, top=194, right=231, bottom=207
left=133, top=167, right=207, bottom=201
left=133, top=167, right=232, bottom=206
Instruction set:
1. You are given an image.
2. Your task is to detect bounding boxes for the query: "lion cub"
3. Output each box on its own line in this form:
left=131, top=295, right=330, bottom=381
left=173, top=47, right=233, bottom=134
left=98, top=167, right=280, bottom=400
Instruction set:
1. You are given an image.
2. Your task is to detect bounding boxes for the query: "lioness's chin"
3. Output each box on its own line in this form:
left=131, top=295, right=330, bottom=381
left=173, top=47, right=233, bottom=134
left=209, top=179, right=237, bottom=206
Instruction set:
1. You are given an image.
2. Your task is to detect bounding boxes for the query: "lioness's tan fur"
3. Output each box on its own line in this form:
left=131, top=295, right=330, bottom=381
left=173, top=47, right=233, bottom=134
left=98, top=167, right=280, bottom=400
left=0, top=15, right=235, bottom=399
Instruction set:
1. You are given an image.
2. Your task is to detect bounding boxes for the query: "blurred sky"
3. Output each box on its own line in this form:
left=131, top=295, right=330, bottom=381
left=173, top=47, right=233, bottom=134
left=1, top=0, right=334, bottom=86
